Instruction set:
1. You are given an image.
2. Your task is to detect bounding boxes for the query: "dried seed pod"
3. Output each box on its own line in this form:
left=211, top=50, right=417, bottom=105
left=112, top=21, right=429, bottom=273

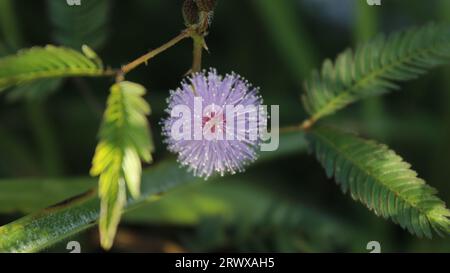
left=194, top=0, right=217, bottom=12
left=182, top=0, right=199, bottom=26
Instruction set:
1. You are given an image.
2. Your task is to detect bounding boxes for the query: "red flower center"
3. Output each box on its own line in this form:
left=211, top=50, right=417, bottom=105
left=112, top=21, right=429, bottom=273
left=202, top=112, right=226, bottom=133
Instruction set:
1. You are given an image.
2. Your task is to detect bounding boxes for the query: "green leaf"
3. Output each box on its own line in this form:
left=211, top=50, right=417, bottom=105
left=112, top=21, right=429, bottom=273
left=0, top=45, right=108, bottom=91
left=0, top=27, right=64, bottom=103
left=48, top=0, right=110, bottom=50
left=90, top=81, right=154, bottom=250
left=308, top=127, right=450, bottom=238
left=98, top=175, right=126, bottom=250
left=302, top=23, right=450, bottom=121
left=0, top=1, right=64, bottom=101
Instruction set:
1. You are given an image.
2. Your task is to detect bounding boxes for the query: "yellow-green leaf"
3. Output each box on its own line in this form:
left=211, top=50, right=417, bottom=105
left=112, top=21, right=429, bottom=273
left=0, top=45, right=107, bottom=91
left=90, top=81, right=154, bottom=249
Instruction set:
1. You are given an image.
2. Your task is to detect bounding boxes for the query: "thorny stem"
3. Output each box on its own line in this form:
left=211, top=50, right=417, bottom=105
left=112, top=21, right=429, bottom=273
left=117, top=15, right=210, bottom=82
left=190, top=11, right=211, bottom=73
left=112, top=6, right=214, bottom=83
left=103, top=69, right=119, bottom=77
left=114, top=15, right=211, bottom=99
left=113, top=14, right=317, bottom=130
left=118, top=29, right=192, bottom=81
left=191, top=34, right=205, bottom=73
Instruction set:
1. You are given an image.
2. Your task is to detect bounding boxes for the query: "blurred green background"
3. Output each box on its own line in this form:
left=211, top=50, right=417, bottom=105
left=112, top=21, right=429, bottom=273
left=0, top=0, right=449, bottom=252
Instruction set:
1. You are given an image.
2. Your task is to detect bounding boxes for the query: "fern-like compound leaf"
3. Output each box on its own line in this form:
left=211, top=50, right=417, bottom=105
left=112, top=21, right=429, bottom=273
left=90, top=81, right=154, bottom=249
left=0, top=45, right=108, bottom=91
left=308, top=127, right=450, bottom=238
left=302, top=23, right=450, bottom=121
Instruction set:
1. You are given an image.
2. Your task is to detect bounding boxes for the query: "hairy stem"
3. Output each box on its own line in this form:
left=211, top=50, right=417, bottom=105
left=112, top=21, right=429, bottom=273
left=118, top=11, right=212, bottom=81
left=120, top=30, right=192, bottom=78
left=191, top=34, right=205, bottom=73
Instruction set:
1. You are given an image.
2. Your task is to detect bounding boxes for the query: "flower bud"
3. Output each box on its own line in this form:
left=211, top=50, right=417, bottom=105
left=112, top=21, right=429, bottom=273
left=182, top=0, right=199, bottom=26
left=194, top=0, right=217, bottom=12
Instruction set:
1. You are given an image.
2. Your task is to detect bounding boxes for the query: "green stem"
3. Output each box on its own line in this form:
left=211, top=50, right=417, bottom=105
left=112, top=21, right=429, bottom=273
left=354, top=1, right=379, bottom=43
left=439, top=0, right=450, bottom=124
left=253, top=0, right=318, bottom=80
left=354, top=0, right=386, bottom=138
left=433, top=0, right=450, bottom=184
left=191, top=34, right=205, bottom=73
left=0, top=0, right=23, bottom=49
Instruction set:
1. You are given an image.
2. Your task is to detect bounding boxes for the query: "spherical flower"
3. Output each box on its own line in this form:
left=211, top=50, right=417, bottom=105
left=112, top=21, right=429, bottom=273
left=162, top=68, right=265, bottom=179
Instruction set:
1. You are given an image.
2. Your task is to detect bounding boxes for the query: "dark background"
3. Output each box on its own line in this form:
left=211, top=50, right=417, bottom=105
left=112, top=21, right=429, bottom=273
left=0, top=0, right=449, bottom=252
